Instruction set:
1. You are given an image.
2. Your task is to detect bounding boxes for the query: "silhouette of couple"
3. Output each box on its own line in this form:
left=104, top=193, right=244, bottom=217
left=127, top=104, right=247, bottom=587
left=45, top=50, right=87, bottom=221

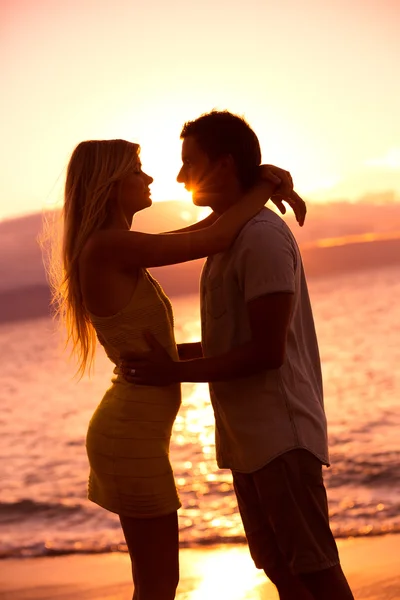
left=53, top=110, right=353, bottom=599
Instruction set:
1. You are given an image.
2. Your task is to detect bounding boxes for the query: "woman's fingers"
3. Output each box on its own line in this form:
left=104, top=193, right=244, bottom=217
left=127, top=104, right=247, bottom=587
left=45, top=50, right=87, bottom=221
left=287, top=191, right=307, bottom=226
left=270, top=190, right=307, bottom=226
left=270, top=196, right=287, bottom=214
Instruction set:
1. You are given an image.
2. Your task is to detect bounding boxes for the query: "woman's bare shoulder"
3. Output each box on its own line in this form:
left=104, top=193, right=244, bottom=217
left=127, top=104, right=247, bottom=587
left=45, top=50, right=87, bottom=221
left=79, top=232, right=140, bottom=316
left=80, top=229, right=121, bottom=264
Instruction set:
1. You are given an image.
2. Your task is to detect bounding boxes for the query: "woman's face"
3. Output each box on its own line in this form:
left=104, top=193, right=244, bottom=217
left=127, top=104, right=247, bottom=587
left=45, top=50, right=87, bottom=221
left=118, top=160, right=154, bottom=216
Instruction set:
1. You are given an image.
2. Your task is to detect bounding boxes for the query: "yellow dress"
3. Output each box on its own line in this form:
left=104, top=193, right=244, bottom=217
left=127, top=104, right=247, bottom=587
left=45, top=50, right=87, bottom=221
left=85, top=269, right=182, bottom=518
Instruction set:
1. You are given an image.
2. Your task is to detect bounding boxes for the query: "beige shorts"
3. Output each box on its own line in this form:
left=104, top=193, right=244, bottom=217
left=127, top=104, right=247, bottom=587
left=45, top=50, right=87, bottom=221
left=232, top=449, right=339, bottom=576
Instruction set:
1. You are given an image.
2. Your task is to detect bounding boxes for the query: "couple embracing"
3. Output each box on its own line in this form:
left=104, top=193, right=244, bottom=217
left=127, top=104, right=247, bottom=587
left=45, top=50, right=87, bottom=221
left=53, top=110, right=353, bottom=600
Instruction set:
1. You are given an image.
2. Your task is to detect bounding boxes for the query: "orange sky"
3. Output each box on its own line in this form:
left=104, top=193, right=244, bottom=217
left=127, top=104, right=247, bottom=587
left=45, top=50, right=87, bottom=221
left=1, top=0, right=399, bottom=220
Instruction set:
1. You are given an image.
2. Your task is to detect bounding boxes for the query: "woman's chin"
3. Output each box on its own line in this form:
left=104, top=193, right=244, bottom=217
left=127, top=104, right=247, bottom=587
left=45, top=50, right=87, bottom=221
left=143, top=197, right=153, bottom=208
left=134, top=198, right=153, bottom=214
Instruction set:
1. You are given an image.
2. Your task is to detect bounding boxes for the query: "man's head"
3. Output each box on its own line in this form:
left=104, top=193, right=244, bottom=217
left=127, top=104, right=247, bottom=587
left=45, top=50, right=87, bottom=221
left=177, top=110, right=261, bottom=211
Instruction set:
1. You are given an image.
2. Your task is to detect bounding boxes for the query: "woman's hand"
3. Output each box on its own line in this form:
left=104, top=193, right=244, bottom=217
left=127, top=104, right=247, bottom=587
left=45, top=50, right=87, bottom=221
left=271, top=189, right=307, bottom=227
left=259, top=164, right=307, bottom=227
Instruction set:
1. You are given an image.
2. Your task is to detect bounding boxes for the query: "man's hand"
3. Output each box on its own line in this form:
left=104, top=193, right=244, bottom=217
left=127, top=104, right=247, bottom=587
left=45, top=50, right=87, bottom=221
left=259, top=164, right=307, bottom=227
left=120, top=332, right=178, bottom=386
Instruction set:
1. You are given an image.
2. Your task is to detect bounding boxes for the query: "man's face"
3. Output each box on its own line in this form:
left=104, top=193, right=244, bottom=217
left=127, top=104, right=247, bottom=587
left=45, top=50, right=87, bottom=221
left=177, top=136, right=224, bottom=207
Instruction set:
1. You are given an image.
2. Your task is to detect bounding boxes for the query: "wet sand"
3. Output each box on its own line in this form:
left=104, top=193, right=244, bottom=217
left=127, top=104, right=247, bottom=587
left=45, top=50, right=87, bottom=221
left=1, top=534, right=399, bottom=599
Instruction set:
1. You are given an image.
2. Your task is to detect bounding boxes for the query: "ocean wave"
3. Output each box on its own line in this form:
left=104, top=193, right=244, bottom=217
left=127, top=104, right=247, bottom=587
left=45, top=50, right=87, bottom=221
left=326, top=453, right=400, bottom=488
left=0, top=499, right=85, bottom=523
left=2, top=525, right=400, bottom=560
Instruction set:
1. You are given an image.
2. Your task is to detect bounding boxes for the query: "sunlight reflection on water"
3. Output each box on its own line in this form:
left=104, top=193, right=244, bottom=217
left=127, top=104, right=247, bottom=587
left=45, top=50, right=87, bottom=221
left=179, top=547, right=270, bottom=600
left=1, top=266, right=399, bottom=557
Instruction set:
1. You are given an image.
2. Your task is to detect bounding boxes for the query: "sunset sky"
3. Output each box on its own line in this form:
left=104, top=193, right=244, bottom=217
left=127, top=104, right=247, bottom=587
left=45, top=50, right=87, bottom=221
left=1, top=0, right=399, bottom=221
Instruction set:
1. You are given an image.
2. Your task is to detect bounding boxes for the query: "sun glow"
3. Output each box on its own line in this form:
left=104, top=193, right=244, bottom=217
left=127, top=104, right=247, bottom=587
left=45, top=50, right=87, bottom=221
left=185, top=548, right=269, bottom=600
left=2, top=1, right=400, bottom=221
left=366, top=148, right=400, bottom=170
left=143, top=148, right=188, bottom=203
left=150, top=176, right=189, bottom=203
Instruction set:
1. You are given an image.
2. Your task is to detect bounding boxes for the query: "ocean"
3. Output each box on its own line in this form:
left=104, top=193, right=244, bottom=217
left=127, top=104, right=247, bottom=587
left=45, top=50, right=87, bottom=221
left=1, top=265, right=400, bottom=559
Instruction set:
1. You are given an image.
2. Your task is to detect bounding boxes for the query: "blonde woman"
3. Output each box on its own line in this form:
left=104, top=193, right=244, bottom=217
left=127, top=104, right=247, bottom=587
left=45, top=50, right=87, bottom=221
left=53, top=138, right=302, bottom=600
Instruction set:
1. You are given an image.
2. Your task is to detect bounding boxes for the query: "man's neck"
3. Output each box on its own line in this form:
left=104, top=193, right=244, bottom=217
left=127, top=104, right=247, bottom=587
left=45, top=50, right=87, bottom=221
left=211, top=184, right=244, bottom=215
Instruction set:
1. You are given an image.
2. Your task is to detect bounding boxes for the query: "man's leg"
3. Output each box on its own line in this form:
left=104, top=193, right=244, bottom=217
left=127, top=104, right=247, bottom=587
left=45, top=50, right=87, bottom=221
left=299, top=564, right=354, bottom=600
left=259, top=548, right=314, bottom=600
left=251, top=449, right=354, bottom=600
left=232, top=469, right=313, bottom=600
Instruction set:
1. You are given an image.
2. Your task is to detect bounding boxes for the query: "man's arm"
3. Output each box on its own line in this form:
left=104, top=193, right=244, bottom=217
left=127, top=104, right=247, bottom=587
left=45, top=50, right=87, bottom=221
left=120, top=292, right=293, bottom=385
left=177, top=342, right=203, bottom=360
left=174, top=292, right=293, bottom=382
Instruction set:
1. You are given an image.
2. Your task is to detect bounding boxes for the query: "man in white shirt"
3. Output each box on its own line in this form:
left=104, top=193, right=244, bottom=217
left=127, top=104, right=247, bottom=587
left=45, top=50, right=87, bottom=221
left=122, top=111, right=354, bottom=600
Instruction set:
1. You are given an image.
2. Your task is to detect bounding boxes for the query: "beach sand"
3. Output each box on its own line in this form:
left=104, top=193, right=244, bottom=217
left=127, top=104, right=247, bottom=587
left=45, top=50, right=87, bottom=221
left=0, top=534, right=399, bottom=600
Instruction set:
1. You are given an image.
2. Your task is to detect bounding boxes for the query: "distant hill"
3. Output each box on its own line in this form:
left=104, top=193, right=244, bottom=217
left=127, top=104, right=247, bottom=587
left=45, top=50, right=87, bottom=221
left=1, top=196, right=400, bottom=323
left=0, top=285, right=52, bottom=324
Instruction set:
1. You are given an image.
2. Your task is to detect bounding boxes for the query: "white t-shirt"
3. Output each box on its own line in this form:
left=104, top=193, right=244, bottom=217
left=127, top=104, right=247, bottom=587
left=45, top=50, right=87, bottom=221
left=200, top=207, right=329, bottom=473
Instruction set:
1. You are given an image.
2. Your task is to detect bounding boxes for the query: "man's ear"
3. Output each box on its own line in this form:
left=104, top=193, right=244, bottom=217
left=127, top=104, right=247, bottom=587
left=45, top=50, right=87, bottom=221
left=219, top=154, right=235, bottom=172
left=213, top=154, right=235, bottom=182
left=207, top=154, right=235, bottom=184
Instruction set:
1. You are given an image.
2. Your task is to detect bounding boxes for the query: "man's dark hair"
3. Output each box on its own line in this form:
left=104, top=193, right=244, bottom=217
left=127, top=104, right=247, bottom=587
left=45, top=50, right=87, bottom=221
left=180, top=110, right=262, bottom=190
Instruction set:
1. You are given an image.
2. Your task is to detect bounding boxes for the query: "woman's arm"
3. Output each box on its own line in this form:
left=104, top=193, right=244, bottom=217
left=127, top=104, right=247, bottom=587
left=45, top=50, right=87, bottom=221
left=161, top=164, right=302, bottom=234
left=90, top=179, right=278, bottom=269
left=162, top=211, right=217, bottom=234
left=163, top=189, right=306, bottom=235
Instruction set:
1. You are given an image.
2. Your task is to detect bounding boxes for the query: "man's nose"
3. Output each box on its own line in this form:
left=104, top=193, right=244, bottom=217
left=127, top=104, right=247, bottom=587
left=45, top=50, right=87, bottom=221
left=177, top=166, right=185, bottom=183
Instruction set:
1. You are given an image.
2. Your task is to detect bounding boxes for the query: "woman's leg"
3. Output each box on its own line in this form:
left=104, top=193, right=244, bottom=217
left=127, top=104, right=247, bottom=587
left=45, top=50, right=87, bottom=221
left=120, top=511, right=179, bottom=600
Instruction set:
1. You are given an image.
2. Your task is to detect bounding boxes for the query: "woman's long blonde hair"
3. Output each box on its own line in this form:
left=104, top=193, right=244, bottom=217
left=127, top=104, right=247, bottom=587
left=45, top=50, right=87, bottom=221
left=47, top=139, right=140, bottom=378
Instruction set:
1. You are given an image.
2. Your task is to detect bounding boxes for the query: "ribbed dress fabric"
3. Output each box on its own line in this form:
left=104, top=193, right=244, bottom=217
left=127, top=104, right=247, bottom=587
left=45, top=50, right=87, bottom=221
left=86, top=269, right=182, bottom=518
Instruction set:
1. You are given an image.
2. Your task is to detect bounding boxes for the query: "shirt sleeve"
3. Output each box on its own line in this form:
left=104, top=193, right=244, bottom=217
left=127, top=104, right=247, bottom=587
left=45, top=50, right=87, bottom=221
left=234, top=220, right=297, bottom=303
